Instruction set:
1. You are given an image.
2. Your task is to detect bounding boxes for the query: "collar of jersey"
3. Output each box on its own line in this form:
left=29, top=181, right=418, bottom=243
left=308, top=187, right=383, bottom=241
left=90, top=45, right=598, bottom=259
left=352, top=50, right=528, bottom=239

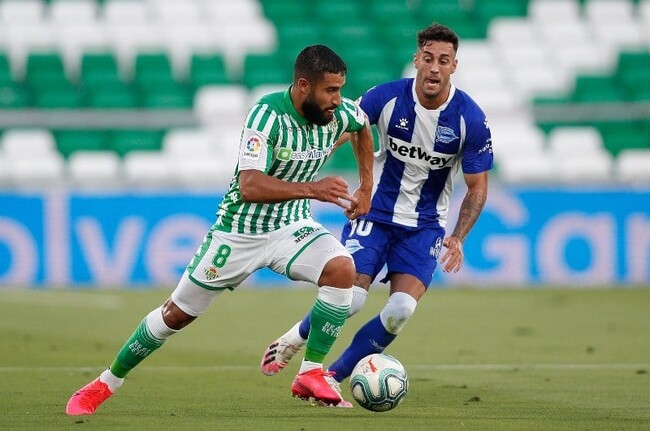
left=284, top=86, right=309, bottom=126
left=411, top=81, right=457, bottom=111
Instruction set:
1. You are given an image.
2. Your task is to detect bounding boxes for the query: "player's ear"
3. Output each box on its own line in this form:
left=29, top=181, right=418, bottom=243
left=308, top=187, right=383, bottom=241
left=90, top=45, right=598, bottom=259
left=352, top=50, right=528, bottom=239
left=296, top=77, right=310, bottom=94
left=412, top=52, right=418, bottom=69
left=451, top=58, right=458, bottom=74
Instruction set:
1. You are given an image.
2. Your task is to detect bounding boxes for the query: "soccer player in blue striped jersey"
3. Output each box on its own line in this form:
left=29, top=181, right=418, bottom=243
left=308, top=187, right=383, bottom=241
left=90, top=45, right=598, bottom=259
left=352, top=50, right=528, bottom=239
left=261, top=24, right=493, bottom=407
left=66, top=45, right=374, bottom=415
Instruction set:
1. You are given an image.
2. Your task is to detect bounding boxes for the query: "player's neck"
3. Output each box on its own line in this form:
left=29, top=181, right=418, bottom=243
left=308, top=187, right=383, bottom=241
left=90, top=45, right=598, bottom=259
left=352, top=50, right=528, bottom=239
left=416, top=84, right=451, bottom=110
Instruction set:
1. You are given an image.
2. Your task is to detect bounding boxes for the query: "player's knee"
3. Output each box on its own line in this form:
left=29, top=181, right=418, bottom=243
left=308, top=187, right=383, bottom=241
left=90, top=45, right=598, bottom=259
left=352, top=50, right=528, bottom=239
left=379, top=292, right=418, bottom=335
left=348, top=285, right=368, bottom=317
left=319, top=256, right=355, bottom=288
left=161, top=299, right=196, bottom=331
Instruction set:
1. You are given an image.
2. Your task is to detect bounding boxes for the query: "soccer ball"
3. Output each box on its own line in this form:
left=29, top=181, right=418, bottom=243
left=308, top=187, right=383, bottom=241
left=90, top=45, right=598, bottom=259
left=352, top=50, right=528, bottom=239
left=349, top=353, right=408, bottom=412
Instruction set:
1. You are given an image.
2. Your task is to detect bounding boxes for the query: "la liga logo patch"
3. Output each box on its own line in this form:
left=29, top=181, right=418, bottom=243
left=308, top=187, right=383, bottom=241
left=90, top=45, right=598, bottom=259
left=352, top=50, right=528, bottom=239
left=242, top=136, right=262, bottom=160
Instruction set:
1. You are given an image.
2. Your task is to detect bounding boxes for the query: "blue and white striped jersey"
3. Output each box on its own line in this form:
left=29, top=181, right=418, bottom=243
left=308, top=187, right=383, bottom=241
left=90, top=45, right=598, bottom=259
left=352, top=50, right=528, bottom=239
left=359, top=78, right=493, bottom=229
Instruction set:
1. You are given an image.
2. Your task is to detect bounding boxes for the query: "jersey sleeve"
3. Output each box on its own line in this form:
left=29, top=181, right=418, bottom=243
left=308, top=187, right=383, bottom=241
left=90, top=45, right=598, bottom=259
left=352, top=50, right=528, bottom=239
left=237, top=104, right=278, bottom=173
left=461, top=107, right=493, bottom=174
left=340, top=97, right=366, bottom=133
left=358, top=86, right=383, bottom=125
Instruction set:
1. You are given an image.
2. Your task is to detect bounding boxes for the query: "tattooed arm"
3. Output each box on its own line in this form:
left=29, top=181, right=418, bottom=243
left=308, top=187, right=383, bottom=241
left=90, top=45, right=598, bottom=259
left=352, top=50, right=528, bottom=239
left=439, top=171, right=489, bottom=273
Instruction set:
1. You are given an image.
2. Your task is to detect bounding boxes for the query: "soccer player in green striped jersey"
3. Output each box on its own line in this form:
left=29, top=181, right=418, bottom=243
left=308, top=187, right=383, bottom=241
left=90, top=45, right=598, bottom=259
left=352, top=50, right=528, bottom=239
left=66, top=45, right=374, bottom=415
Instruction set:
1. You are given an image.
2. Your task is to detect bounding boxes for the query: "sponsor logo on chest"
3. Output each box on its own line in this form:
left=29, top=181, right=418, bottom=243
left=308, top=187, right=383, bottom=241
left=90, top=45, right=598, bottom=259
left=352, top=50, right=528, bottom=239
left=388, top=137, right=454, bottom=169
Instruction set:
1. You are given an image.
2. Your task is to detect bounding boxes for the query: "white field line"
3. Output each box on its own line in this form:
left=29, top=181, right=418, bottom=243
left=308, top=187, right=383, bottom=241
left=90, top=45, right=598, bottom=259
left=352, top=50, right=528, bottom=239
left=0, top=363, right=648, bottom=373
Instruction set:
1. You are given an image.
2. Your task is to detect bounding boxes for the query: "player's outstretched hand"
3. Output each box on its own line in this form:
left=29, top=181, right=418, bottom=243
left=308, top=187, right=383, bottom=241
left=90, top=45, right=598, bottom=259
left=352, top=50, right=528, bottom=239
left=440, top=236, right=464, bottom=273
left=314, top=176, right=357, bottom=211
left=344, top=186, right=371, bottom=220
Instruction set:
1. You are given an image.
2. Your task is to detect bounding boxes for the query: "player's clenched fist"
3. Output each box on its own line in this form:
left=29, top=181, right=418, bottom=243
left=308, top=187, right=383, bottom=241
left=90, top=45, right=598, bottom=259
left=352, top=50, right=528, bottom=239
left=312, top=176, right=357, bottom=210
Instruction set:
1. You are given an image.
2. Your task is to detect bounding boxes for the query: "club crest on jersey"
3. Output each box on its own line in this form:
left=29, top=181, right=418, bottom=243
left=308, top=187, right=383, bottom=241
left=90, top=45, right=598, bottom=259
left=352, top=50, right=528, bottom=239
left=396, top=118, right=409, bottom=131
left=344, top=239, right=364, bottom=254
left=204, top=266, right=219, bottom=281
left=242, top=136, right=262, bottom=160
left=435, top=126, right=458, bottom=144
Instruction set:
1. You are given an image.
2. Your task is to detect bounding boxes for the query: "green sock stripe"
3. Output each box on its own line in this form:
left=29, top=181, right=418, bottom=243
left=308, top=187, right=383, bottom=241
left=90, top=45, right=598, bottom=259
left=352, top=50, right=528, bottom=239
left=137, top=323, right=165, bottom=348
left=312, top=299, right=350, bottom=322
left=304, top=299, right=350, bottom=363
left=110, top=319, right=165, bottom=378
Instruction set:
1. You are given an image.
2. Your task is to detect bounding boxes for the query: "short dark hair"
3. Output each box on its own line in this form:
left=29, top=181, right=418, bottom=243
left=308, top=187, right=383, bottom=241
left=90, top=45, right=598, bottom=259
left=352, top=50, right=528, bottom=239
left=293, top=44, right=347, bottom=83
left=417, top=23, right=459, bottom=53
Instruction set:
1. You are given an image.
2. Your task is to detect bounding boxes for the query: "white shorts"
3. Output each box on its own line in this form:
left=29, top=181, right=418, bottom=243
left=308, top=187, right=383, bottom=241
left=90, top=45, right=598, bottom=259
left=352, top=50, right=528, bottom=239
left=171, top=218, right=351, bottom=316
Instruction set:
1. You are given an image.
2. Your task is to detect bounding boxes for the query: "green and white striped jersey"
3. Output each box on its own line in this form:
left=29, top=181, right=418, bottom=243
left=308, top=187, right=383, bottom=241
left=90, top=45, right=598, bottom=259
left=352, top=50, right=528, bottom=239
left=214, top=87, right=366, bottom=234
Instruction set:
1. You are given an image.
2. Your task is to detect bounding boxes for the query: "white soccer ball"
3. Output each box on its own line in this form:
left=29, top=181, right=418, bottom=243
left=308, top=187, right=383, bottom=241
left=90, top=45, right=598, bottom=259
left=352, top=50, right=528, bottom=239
left=349, top=353, right=408, bottom=412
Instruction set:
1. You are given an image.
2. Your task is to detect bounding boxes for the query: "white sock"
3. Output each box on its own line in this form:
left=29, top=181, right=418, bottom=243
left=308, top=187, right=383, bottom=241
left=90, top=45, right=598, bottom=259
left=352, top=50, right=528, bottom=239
left=146, top=307, right=178, bottom=340
left=348, top=285, right=368, bottom=317
left=299, top=359, right=322, bottom=374
left=287, top=321, right=306, bottom=344
left=99, top=369, right=124, bottom=393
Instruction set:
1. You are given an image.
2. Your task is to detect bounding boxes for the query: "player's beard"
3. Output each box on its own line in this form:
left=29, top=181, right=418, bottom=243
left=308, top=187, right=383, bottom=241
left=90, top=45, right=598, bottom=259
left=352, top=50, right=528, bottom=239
left=301, top=93, right=333, bottom=126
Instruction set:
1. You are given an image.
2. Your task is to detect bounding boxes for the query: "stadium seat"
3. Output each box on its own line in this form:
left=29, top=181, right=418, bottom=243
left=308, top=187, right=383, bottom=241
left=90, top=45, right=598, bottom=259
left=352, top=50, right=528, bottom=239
left=546, top=127, right=607, bottom=157
left=80, top=52, right=122, bottom=87
left=490, top=123, right=547, bottom=156
left=275, top=23, right=324, bottom=65
left=55, top=130, right=109, bottom=158
left=189, top=53, right=229, bottom=89
left=528, top=0, right=581, bottom=25
left=193, top=85, right=249, bottom=127
left=242, top=53, right=291, bottom=89
left=101, top=0, right=149, bottom=25
left=140, top=83, right=193, bottom=109
left=572, top=75, right=625, bottom=103
left=48, top=0, right=99, bottom=25
left=86, top=81, right=139, bottom=108
left=0, top=83, right=29, bottom=108
left=133, top=52, right=176, bottom=89
left=553, top=153, right=613, bottom=182
left=24, top=52, right=68, bottom=88
left=601, top=125, right=649, bottom=156
left=1, top=128, right=58, bottom=158
left=496, top=153, right=557, bottom=183
left=367, top=0, right=417, bottom=26
left=122, top=150, right=174, bottom=186
left=312, top=0, right=364, bottom=26
left=615, top=149, right=650, bottom=183
left=33, top=83, right=83, bottom=108
left=247, top=83, right=288, bottom=109
left=584, top=0, right=635, bottom=24
left=175, top=155, right=236, bottom=188
left=1, top=128, right=65, bottom=185
left=0, top=0, right=45, bottom=25
left=7, top=156, right=66, bottom=186
left=161, top=128, right=214, bottom=157
left=150, top=0, right=201, bottom=24
left=109, top=129, right=164, bottom=157
left=204, top=0, right=264, bottom=24
left=67, top=150, right=122, bottom=186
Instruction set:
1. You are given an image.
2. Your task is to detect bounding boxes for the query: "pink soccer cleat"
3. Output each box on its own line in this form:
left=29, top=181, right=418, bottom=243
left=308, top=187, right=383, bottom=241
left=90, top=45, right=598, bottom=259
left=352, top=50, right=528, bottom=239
left=291, top=369, right=342, bottom=406
left=260, top=322, right=305, bottom=376
left=321, top=373, right=353, bottom=408
left=66, top=378, right=113, bottom=415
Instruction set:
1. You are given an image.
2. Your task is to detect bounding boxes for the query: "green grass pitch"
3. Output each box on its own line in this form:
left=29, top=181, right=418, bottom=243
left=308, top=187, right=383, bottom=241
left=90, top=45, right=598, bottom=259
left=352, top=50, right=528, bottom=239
left=1, top=286, right=649, bottom=430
